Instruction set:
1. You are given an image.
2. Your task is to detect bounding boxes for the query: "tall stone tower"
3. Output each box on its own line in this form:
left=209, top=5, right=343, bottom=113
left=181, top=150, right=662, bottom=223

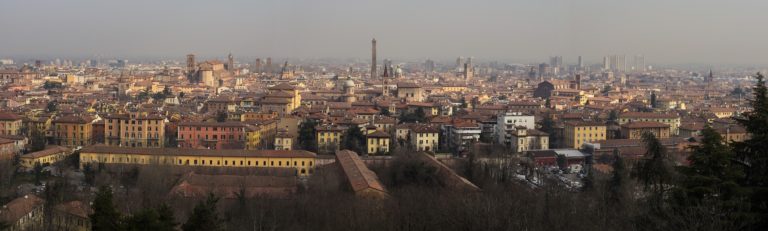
left=227, top=53, right=234, bottom=71
left=266, top=57, right=273, bottom=74
left=371, top=38, right=377, bottom=79
left=186, top=54, right=196, bottom=74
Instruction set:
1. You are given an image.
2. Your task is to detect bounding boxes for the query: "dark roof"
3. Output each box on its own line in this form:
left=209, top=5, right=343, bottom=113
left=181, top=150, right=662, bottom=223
left=367, top=131, right=390, bottom=138
left=269, top=83, right=297, bottom=90
left=564, top=121, right=605, bottom=127
left=178, top=121, right=246, bottom=127
left=81, top=145, right=316, bottom=158
left=53, top=115, right=92, bottom=124
left=620, top=112, right=679, bottom=119
left=0, top=112, right=21, bottom=121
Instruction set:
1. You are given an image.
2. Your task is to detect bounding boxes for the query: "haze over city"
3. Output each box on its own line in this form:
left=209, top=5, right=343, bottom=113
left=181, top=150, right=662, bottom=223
left=3, top=1, right=768, bottom=231
left=2, top=0, right=768, bottom=65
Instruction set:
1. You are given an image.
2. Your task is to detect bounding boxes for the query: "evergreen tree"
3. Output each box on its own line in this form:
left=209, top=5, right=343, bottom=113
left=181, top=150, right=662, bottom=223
left=122, top=204, right=175, bottom=231
left=29, top=126, right=47, bottom=152
left=632, top=132, right=675, bottom=208
left=137, top=89, right=150, bottom=101
left=343, top=126, right=366, bottom=154
left=414, top=107, right=427, bottom=122
left=156, top=203, right=178, bottom=231
left=46, top=101, right=57, bottom=113
left=215, top=111, right=227, bottom=122
left=380, top=107, right=391, bottom=116
left=608, top=110, right=618, bottom=122
left=607, top=149, right=628, bottom=206
left=545, top=97, right=551, bottom=108
left=183, top=193, right=222, bottom=231
left=90, top=186, right=122, bottom=231
left=674, top=126, right=743, bottom=205
left=162, top=85, right=172, bottom=96
left=732, top=72, right=768, bottom=228
left=151, top=92, right=165, bottom=101
left=540, top=115, right=558, bottom=148
left=124, top=208, right=161, bottom=231
left=297, top=119, right=318, bottom=151
left=581, top=166, right=595, bottom=192
left=650, top=91, right=658, bottom=108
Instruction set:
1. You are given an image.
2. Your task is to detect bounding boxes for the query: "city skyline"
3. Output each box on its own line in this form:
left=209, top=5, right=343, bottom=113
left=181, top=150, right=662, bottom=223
left=2, top=0, right=768, bottom=65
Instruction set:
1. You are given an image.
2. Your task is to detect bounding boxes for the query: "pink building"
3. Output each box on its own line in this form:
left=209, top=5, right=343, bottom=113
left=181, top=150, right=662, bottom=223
left=177, top=121, right=246, bottom=150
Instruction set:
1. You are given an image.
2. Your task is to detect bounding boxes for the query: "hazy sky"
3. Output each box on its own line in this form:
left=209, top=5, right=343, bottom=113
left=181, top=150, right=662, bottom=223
left=1, top=0, right=767, bottom=65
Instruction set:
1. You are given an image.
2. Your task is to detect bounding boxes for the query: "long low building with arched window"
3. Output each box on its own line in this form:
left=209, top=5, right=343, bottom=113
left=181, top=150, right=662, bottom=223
left=79, top=145, right=317, bottom=176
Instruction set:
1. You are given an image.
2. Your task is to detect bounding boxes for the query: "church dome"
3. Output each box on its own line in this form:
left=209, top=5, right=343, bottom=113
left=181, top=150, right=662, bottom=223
left=344, top=80, right=355, bottom=87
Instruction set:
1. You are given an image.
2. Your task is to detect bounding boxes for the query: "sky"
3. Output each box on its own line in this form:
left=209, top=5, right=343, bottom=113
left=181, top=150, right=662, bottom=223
left=1, top=0, right=767, bottom=65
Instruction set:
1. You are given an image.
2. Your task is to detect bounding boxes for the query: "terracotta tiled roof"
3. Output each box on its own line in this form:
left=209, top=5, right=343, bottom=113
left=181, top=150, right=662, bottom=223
left=335, top=150, right=389, bottom=197
left=169, top=172, right=297, bottom=199
left=178, top=121, right=246, bottom=127
left=0, top=112, right=21, bottom=121
left=21, top=146, right=69, bottom=159
left=620, top=112, right=679, bottom=119
left=0, top=195, right=44, bottom=224
left=396, top=82, right=420, bottom=88
left=269, top=83, right=297, bottom=90
left=621, top=121, right=670, bottom=129
left=81, top=145, right=316, bottom=158
left=53, top=115, right=93, bottom=124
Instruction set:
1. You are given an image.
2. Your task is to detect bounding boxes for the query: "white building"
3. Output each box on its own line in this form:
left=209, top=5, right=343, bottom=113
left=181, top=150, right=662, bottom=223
left=447, top=121, right=481, bottom=153
left=495, top=112, right=536, bottom=146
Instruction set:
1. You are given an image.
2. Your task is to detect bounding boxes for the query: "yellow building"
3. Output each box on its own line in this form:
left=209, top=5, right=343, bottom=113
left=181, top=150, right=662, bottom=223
left=245, top=121, right=277, bottom=150
left=19, top=146, right=71, bottom=170
left=79, top=146, right=317, bottom=176
left=396, top=82, right=424, bottom=102
left=104, top=112, right=165, bottom=148
left=708, top=108, right=736, bottom=119
left=409, top=125, right=439, bottom=152
left=620, top=121, right=670, bottom=139
left=440, top=84, right=467, bottom=93
left=53, top=115, right=93, bottom=147
left=0, top=112, right=22, bottom=136
left=261, top=83, right=302, bottom=114
left=366, top=131, right=390, bottom=155
left=564, top=121, right=607, bottom=149
left=316, top=125, right=345, bottom=154
left=241, top=111, right=278, bottom=121
left=619, top=112, right=680, bottom=135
